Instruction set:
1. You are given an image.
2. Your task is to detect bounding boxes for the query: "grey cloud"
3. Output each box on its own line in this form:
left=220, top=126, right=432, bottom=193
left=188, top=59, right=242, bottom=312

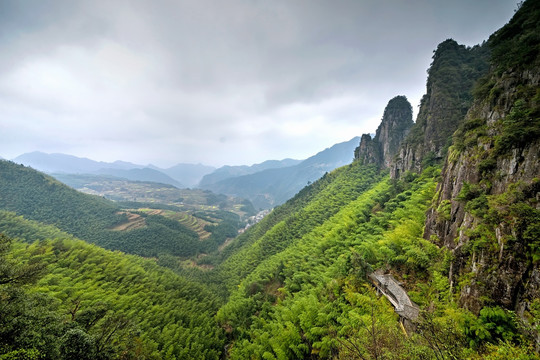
left=0, top=0, right=517, bottom=166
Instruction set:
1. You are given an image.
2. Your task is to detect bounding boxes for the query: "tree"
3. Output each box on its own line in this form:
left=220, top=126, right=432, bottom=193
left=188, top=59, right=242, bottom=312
left=0, top=234, right=44, bottom=286
left=60, top=329, right=96, bottom=360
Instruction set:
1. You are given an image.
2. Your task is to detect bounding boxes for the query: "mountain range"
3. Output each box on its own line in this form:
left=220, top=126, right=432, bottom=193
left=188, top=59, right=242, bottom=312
left=11, top=152, right=210, bottom=188
left=1, top=2, right=538, bottom=358
left=149, top=163, right=216, bottom=188
left=199, top=158, right=302, bottom=186
left=199, top=137, right=360, bottom=209
left=11, top=137, right=360, bottom=208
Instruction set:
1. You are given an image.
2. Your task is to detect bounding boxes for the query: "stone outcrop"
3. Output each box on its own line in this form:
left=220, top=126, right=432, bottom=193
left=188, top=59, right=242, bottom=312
left=391, top=39, right=489, bottom=177
left=422, top=0, right=540, bottom=321
left=423, top=67, right=540, bottom=315
left=355, top=95, right=413, bottom=167
left=354, top=134, right=381, bottom=165
left=354, top=1, right=539, bottom=329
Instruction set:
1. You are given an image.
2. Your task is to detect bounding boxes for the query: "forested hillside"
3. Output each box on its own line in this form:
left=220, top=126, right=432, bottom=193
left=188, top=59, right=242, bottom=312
left=209, top=1, right=540, bottom=358
left=217, top=168, right=441, bottom=358
left=210, top=162, right=383, bottom=294
left=0, top=213, right=224, bottom=359
left=0, top=161, right=232, bottom=258
left=1, top=1, right=539, bottom=359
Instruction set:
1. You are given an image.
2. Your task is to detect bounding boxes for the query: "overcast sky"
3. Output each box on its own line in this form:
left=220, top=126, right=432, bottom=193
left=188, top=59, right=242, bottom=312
left=0, top=0, right=517, bottom=167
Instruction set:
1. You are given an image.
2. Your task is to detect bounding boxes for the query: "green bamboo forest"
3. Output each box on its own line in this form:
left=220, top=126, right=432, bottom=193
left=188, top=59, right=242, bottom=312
left=1, top=1, right=539, bottom=359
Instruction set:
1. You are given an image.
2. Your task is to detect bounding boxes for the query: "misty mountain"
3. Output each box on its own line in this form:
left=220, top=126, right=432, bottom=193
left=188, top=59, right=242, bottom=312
left=151, top=163, right=216, bottom=188
left=12, top=151, right=143, bottom=173
left=199, top=137, right=360, bottom=209
left=1, top=3, right=537, bottom=358
left=90, top=168, right=184, bottom=188
left=12, top=152, right=185, bottom=188
left=199, top=158, right=301, bottom=187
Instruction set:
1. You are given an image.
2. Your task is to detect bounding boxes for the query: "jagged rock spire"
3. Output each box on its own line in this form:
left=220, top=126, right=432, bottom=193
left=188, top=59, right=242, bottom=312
left=355, top=95, right=413, bottom=167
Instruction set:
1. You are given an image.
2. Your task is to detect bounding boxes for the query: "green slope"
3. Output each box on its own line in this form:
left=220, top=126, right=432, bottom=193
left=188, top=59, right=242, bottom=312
left=0, top=160, right=201, bottom=258
left=1, top=2, right=538, bottom=359
left=0, top=211, right=224, bottom=359
left=207, top=162, right=384, bottom=294
left=208, top=2, right=540, bottom=358
left=215, top=168, right=442, bottom=358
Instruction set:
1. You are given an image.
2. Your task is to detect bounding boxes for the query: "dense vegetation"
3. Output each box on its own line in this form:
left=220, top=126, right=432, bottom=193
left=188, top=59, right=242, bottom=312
left=207, top=163, right=383, bottom=294
left=217, top=168, right=436, bottom=358
left=1, top=1, right=539, bottom=359
left=2, top=163, right=536, bottom=359
left=215, top=166, right=537, bottom=359
left=0, top=213, right=224, bottom=359
left=0, top=161, right=240, bottom=259
left=489, top=0, right=540, bottom=73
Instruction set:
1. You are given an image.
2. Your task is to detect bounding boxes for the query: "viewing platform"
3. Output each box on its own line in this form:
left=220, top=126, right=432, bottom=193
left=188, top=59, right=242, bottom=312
left=369, top=271, right=419, bottom=322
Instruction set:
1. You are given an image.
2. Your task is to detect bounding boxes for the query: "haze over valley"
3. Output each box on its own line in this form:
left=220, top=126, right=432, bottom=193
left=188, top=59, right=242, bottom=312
left=1, top=1, right=539, bottom=359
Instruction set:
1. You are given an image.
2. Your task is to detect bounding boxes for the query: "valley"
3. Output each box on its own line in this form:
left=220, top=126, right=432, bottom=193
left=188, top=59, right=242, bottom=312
left=0, top=1, right=539, bottom=359
left=53, top=173, right=255, bottom=225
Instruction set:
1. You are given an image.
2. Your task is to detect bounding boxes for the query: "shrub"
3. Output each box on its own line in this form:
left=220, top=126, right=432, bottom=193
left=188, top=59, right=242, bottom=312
left=494, top=99, right=540, bottom=155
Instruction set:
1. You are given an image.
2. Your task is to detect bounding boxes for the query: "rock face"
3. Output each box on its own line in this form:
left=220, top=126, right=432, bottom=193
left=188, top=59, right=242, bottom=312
left=355, top=1, right=539, bottom=326
left=355, top=96, right=413, bottom=167
left=391, top=40, right=489, bottom=177
left=423, top=0, right=540, bottom=319
left=354, top=134, right=380, bottom=165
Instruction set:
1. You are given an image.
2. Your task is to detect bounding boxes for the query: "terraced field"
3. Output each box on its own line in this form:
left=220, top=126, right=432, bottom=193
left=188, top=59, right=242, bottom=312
left=53, top=174, right=254, bottom=218
left=159, top=210, right=213, bottom=240
left=52, top=174, right=254, bottom=251
left=126, top=208, right=212, bottom=240
left=110, top=211, right=146, bottom=231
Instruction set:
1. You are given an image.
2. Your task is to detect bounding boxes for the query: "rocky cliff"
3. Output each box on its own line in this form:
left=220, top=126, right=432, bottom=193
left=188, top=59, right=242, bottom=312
left=355, top=2, right=539, bottom=327
left=354, top=133, right=381, bottom=165
left=422, top=0, right=539, bottom=331
left=355, top=95, right=413, bottom=167
left=391, top=39, right=490, bottom=177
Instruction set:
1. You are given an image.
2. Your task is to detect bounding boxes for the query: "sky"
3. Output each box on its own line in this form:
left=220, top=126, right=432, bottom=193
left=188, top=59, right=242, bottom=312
left=0, top=0, right=517, bottom=167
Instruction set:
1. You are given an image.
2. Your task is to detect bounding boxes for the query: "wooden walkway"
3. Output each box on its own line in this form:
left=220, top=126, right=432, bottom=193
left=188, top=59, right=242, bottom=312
left=368, top=271, right=419, bottom=321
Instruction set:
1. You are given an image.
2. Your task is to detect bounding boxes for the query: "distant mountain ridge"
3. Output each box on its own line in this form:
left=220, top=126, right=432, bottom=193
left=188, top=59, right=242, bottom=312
left=12, top=151, right=142, bottom=173
left=12, top=152, right=214, bottom=188
left=153, top=163, right=216, bottom=188
left=199, top=137, right=360, bottom=209
left=91, top=167, right=184, bottom=188
left=199, top=158, right=301, bottom=187
left=13, top=138, right=358, bottom=202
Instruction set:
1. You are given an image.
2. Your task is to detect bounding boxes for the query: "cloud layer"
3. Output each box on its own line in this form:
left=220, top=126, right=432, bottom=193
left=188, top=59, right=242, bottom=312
left=0, top=0, right=516, bottom=166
